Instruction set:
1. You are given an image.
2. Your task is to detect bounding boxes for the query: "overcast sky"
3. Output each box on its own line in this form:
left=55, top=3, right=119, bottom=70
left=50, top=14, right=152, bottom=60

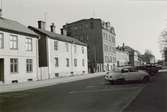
left=2, top=0, right=167, bottom=59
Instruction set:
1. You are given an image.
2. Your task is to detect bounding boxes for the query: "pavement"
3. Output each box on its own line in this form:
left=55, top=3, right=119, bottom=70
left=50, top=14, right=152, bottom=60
left=123, top=70, right=167, bottom=112
left=0, top=72, right=106, bottom=94
left=0, top=73, right=145, bottom=112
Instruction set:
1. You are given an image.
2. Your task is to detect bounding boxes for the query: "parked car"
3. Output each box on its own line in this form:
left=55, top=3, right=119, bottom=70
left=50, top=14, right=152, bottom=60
left=136, top=64, right=159, bottom=76
left=105, top=66, right=150, bottom=84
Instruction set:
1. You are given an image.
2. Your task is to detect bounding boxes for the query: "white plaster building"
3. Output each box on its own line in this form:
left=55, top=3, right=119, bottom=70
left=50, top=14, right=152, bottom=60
left=29, top=21, right=88, bottom=80
left=0, top=17, right=39, bottom=84
left=116, top=49, right=129, bottom=67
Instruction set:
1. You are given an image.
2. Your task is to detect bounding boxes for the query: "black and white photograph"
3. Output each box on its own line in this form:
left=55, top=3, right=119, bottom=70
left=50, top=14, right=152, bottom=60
left=0, top=0, right=167, bottom=112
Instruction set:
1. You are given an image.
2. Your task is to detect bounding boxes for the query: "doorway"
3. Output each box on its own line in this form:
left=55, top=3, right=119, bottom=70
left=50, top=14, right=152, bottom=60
left=0, top=59, right=4, bottom=82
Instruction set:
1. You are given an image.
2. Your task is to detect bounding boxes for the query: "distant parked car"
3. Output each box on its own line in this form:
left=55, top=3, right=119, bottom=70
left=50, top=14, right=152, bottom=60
left=136, top=64, right=159, bottom=76
left=105, top=66, right=150, bottom=84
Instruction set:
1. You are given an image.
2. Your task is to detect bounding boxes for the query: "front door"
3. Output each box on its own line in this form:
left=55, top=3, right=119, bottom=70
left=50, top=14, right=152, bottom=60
left=0, top=59, right=4, bottom=82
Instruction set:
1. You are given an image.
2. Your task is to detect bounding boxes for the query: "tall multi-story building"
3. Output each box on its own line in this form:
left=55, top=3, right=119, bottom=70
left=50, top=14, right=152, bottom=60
left=29, top=21, right=88, bottom=80
left=63, top=18, right=116, bottom=72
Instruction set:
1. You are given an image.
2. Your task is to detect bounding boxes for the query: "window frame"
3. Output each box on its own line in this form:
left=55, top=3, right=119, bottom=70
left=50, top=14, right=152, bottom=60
left=25, top=38, right=33, bottom=51
left=10, top=58, right=18, bottom=73
left=66, top=58, right=70, bottom=67
left=10, top=34, right=18, bottom=50
left=54, top=40, right=58, bottom=51
left=74, top=58, right=77, bottom=67
left=55, top=57, right=59, bottom=67
left=0, top=33, right=4, bottom=49
left=26, top=59, right=33, bottom=73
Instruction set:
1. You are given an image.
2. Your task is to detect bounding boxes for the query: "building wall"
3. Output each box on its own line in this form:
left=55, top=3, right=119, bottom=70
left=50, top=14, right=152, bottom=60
left=0, top=31, right=38, bottom=84
left=102, top=29, right=116, bottom=71
left=47, top=37, right=88, bottom=78
left=116, top=50, right=129, bottom=67
left=63, top=18, right=116, bottom=72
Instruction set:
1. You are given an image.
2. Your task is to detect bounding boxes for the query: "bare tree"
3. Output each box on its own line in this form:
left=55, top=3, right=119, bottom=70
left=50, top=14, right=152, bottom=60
left=159, top=29, right=167, bottom=65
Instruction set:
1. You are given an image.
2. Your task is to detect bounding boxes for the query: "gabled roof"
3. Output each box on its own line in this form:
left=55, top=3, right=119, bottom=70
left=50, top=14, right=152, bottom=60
left=28, top=26, right=87, bottom=46
left=0, top=17, right=38, bottom=37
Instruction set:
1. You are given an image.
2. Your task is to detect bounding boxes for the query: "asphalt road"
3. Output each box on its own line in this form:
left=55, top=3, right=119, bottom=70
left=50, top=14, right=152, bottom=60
left=0, top=73, right=152, bottom=112
left=123, top=71, right=167, bottom=112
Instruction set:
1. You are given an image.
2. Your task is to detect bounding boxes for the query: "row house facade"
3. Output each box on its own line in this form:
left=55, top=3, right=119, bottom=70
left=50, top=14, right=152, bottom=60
left=29, top=21, right=88, bottom=80
left=0, top=17, right=39, bottom=84
left=118, top=45, right=143, bottom=66
left=63, top=18, right=116, bottom=73
left=116, top=48, right=129, bottom=67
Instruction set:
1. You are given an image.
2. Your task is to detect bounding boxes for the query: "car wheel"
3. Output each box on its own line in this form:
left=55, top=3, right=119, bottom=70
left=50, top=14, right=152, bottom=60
left=109, top=81, right=115, bottom=84
left=142, top=76, right=150, bottom=83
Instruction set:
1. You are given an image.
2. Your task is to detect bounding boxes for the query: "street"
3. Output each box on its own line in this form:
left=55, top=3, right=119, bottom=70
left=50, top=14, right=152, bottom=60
left=0, top=71, right=166, bottom=112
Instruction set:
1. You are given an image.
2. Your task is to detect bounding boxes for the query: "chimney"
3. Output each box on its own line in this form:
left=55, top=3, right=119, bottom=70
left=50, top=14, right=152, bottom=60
left=50, top=23, right=56, bottom=32
left=0, top=9, right=2, bottom=17
left=38, top=20, right=46, bottom=30
left=61, top=28, right=67, bottom=36
left=122, top=43, right=125, bottom=51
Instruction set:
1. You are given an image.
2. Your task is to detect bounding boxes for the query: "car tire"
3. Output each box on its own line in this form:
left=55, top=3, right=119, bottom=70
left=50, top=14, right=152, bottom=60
left=109, top=81, right=115, bottom=84
left=142, top=76, right=150, bottom=83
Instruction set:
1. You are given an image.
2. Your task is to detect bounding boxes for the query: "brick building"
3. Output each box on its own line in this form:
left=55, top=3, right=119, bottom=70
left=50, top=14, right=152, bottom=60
left=63, top=18, right=116, bottom=72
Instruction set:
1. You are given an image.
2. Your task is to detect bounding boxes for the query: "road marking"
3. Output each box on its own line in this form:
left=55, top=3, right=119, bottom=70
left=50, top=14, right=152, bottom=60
left=69, top=86, right=144, bottom=94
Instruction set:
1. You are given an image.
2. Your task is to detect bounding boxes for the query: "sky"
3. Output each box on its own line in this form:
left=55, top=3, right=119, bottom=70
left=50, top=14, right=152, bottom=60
left=2, top=0, right=167, bottom=60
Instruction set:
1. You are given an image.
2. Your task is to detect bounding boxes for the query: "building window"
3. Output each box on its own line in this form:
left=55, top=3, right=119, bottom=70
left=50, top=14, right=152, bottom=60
left=0, top=33, right=4, bottom=49
left=74, top=45, right=77, bottom=53
left=26, top=38, right=32, bottom=51
left=26, top=59, right=33, bottom=73
left=54, top=41, right=58, bottom=50
left=66, top=58, right=70, bottom=67
left=82, top=47, right=84, bottom=54
left=90, top=22, right=94, bottom=29
left=10, top=35, right=18, bottom=49
left=10, top=58, right=18, bottom=73
left=82, top=59, right=85, bottom=67
left=55, top=57, right=59, bottom=67
left=74, top=58, right=77, bottom=67
left=65, top=43, right=69, bottom=52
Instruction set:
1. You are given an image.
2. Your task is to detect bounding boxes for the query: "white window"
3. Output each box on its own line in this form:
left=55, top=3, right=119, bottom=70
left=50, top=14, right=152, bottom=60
left=65, top=43, right=69, bottom=52
left=82, top=59, right=85, bottom=67
left=55, top=57, right=59, bottom=67
left=10, top=35, right=18, bottom=49
left=26, top=38, right=32, bottom=51
left=0, top=33, right=4, bottom=49
left=66, top=58, right=70, bottom=67
left=74, top=58, right=77, bottom=67
left=10, top=58, right=18, bottom=73
left=74, top=45, right=77, bottom=53
left=26, top=59, right=33, bottom=73
left=54, top=41, right=58, bottom=50
left=82, top=47, right=84, bottom=54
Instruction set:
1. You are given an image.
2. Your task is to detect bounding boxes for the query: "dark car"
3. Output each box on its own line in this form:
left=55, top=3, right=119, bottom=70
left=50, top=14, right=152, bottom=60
left=136, top=64, right=159, bottom=76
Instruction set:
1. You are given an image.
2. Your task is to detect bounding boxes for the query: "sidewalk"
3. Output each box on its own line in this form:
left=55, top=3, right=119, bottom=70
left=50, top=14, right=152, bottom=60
left=0, top=72, right=106, bottom=94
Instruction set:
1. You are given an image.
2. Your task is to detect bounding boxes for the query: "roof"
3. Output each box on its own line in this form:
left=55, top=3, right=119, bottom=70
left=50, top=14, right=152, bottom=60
left=64, top=18, right=101, bottom=26
left=28, top=26, right=87, bottom=46
left=0, top=17, right=38, bottom=37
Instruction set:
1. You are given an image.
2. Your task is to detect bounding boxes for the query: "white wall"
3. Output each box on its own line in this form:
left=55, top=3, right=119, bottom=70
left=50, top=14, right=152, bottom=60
left=47, top=37, right=88, bottom=78
left=116, top=51, right=129, bottom=67
left=0, top=31, right=38, bottom=84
